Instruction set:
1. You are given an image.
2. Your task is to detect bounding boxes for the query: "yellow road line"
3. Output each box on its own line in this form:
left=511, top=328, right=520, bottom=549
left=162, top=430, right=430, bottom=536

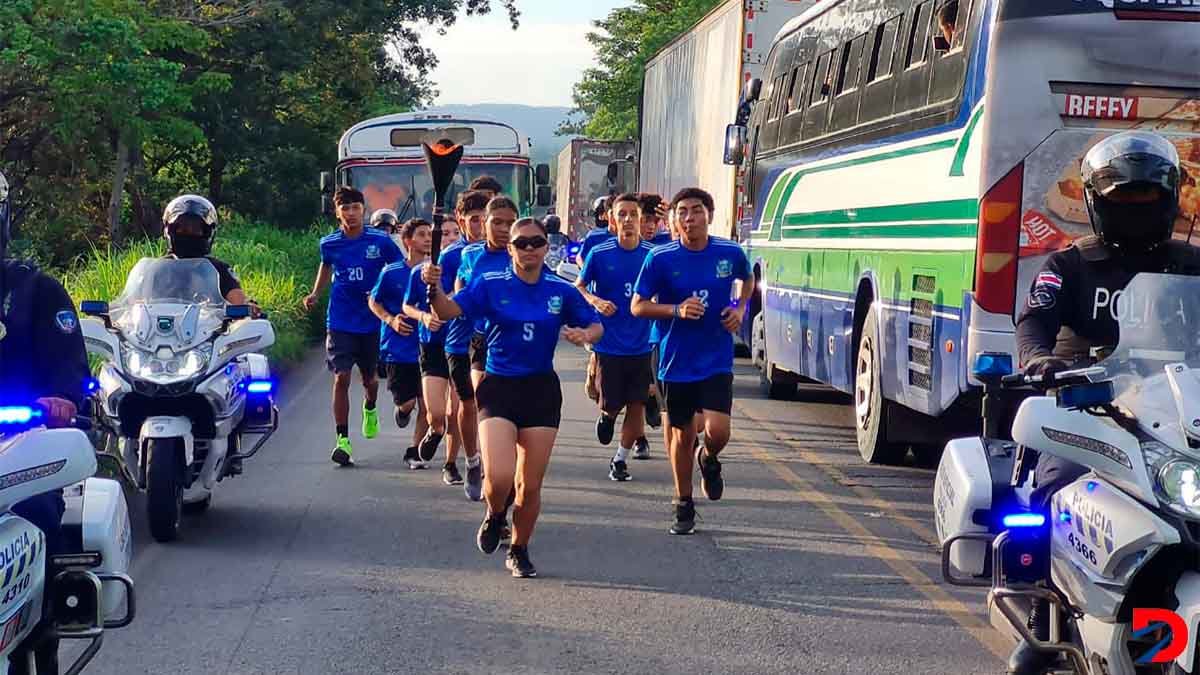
left=735, top=401, right=1011, bottom=661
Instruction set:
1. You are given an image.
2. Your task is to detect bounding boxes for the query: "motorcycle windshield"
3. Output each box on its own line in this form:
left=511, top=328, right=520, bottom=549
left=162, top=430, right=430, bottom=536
left=113, top=258, right=223, bottom=307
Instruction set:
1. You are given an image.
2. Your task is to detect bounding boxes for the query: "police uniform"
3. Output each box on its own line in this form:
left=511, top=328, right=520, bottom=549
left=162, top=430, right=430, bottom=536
left=1017, top=235, right=1200, bottom=509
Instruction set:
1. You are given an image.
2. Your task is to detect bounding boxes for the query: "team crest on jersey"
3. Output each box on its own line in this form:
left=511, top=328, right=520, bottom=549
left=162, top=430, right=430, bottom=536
left=716, top=259, right=732, bottom=278
left=55, top=310, right=78, bottom=334
left=365, top=244, right=380, bottom=260
left=547, top=295, right=563, bottom=315
left=0, top=319, right=6, bottom=342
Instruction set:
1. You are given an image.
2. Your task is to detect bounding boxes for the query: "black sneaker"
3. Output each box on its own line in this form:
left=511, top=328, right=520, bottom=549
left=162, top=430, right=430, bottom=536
left=403, top=446, right=425, bottom=470
left=670, top=499, right=696, bottom=535
left=696, top=445, right=724, bottom=501
left=506, top=545, right=538, bottom=578
left=609, top=459, right=631, bottom=482
left=477, top=513, right=507, bottom=554
left=596, top=414, right=616, bottom=445
left=443, top=462, right=464, bottom=486
left=394, top=407, right=412, bottom=429
left=419, top=430, right=444, bottom=462
left=633, top=436, right=650, bottom=460
left=645, top=395, right=661, bottom=429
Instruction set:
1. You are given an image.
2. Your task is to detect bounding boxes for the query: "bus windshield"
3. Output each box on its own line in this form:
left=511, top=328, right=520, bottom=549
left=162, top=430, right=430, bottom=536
left=344, top=163, right=530, bottom=221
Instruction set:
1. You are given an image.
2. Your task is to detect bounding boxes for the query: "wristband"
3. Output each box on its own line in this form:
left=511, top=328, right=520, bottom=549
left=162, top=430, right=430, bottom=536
left=673, top=304, right=680, bottom=319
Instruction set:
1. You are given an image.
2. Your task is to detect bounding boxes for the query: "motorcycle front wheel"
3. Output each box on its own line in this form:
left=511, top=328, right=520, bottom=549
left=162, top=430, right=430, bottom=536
left=146, top=438, right=184, bottom=542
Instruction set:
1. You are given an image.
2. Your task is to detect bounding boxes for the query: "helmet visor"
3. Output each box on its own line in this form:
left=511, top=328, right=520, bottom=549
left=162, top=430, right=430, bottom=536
left=1083, top=132, right=1181, bottom=198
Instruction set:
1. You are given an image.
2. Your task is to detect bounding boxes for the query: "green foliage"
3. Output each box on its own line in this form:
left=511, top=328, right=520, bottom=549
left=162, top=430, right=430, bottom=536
left=64, top=217, right=325, bottom=365
left=562, top=0, right=722, bottom=141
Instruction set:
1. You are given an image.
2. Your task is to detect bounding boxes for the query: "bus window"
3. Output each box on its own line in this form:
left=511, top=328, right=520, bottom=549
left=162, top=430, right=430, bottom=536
left=831, top=33, right=868, bottom=133
left=779, top=61, right=810, bottom=147
left=867, top=15, right=901, bottom=84
left=895, top=3, right=935, bottom=115
left=802, top=48, right=835, bottom=139
left=903, top=1, right=933, bottom=70
left=860, top=15, right=902, bottom=126
left=930, top=0, right=975, bottom=104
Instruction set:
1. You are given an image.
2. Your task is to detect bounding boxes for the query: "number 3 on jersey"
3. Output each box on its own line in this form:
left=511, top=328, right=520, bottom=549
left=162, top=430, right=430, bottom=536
left=523, top=322, right=535, bottom=341
left=624, top=282, right=633, bottom=298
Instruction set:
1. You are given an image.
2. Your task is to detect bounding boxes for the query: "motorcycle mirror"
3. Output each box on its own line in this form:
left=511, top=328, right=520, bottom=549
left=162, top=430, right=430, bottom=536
left=80, top=300, right=109, bottom=316
left=225, top=305, right=251, bottom=320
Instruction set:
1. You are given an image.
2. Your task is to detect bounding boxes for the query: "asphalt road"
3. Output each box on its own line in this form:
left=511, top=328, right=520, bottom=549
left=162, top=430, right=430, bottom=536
left=77, top=347, right=1008, bottom=675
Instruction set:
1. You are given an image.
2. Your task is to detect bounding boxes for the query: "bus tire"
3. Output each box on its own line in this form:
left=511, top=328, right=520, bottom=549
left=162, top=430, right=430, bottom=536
left=753, top=311, right=796, bottom=400
left=855, top=307, right=907, bottom=465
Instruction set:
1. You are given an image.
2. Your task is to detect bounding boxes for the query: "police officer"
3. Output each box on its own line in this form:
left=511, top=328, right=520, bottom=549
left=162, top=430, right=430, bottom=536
left=1011, top=130, right=1200, bottom=674
left=162, top=194, right=248, bottom=306
left=0, top=171, right=90, bottom=674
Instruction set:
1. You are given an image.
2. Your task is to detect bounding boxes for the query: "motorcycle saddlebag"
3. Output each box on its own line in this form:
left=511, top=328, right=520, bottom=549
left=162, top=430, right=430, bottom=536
left=60, top=478, right=132, bottom=620
left=935, top=437, right=1019, bottom=578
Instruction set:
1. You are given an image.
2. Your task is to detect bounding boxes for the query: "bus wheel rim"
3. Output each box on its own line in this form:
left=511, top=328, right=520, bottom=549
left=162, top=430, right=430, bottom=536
left=855, top=335, right=874, bottom=431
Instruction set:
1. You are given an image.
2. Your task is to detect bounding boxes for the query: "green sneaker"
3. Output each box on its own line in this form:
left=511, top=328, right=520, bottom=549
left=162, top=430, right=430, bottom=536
left=362, top=403, right=379, bottom=439
left=331, top=436, right=354, bottom=467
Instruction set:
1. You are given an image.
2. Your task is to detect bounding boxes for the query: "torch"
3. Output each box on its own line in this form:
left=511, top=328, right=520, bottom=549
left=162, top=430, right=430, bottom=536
left=421, top=137, right=465, bottom=299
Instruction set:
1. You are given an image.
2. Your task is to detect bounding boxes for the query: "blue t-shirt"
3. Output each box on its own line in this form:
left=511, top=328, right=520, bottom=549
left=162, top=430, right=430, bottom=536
left=457, top=241, right=511, bottom=334
left=578, top=228, right=614, bottom=264
left=633, top=237, right=752, bottom=383
left=439, top=239, right=474, bottom=355
left=455, top=269, right=599, bottom=377
left=579, top=239, right=654, bottom=357
left=320, top=228, right=402, bottom=334
left=648, top=233, right=673, bottom=247
left=403, top=262, right=447, bottom=345
left=370, top=261, right=419, bottom=364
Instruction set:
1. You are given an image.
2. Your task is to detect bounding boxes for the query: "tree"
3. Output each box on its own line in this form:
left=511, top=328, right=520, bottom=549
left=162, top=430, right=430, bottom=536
left=561, top=0, right=720, bottom=141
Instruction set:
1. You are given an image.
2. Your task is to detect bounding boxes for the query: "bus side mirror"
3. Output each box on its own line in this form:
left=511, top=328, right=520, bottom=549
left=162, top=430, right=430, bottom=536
left=319, top=171, right=334, bottom=194
left=535, top=163, right=551, bottom=186
left=723, top=124, right=748, bottom=166
left=321, top=195, right=333, bottom=216
left=536, top=185, right=553, bottom=208
left=743, top=78, right=762, bottom=104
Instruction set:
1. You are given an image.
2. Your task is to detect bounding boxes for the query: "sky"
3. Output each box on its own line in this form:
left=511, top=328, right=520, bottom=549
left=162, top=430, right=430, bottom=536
left=418, top=0, right=632, bottom=108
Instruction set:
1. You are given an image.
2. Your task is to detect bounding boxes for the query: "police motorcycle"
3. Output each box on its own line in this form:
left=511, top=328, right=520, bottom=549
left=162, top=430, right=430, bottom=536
left=0, top=404, right=135, bottom=674
left=553, top=241, right=582, bottom=283
left=79, top=257, right=277, bottom=543
left=937, top=273, right=1200, bottom=674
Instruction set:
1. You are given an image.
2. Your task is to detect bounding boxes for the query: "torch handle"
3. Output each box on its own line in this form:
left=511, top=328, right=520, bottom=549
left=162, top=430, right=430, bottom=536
left=428, top=204, right=445, bottom=302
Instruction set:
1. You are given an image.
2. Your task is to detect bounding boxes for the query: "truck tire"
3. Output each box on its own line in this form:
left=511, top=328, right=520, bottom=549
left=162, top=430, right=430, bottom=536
left=855, top=308, right=908, bottom=465
left=147, top=439, right=183, bottom=542
left=753, top=311, right=796, bottom=400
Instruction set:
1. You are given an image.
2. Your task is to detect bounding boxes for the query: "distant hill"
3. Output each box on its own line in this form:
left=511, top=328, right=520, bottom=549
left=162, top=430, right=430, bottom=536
left=423, top=104, right=577, bottom=168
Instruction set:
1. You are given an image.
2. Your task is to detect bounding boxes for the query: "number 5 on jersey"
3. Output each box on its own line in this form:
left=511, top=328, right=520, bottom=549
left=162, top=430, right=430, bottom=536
left=523, top=322, right=535, bottom=341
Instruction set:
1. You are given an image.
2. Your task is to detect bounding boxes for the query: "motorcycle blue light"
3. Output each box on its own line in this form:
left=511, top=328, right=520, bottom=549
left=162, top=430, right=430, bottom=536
left=0, top=407, right=40, bottom=425
left=1059, top=512, right=1072, bottom=524
left=1056, top=381, right=1114, bottom=409
left=1002, top=513, right=1046, bottom=528
left=972, top=352, right=1014, bottom=378
left=246, top=381, right=273, bottom=394
left=84, top=378, right=99, bottom=393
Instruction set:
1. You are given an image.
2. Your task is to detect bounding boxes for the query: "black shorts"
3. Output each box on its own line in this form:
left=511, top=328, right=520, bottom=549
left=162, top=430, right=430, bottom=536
left=661, top=373, right=734, bottom=429
left=595, top=352, right=653, bottom=414
left=384, top=362, right=422, bottom=405
left=447, top=353, right=475, bottom=401
left=326, top=330, right=379, bottom=375
left=477, top=372, right=562, bottom=429
left=419, top=342, right=450, bottom=380
left=651, top=344, right=663, bottom=394
left=469, top=333, right=487, bottom=371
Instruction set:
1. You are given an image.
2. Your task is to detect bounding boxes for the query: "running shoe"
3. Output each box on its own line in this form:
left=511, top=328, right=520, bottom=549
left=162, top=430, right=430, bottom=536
left=596, top=414, right=616, bottom=445
left=404, top=446, right=425, bottom=470
left=443, top=462, right=464, bottom=486
left=418, top=430, right=444, bottom=462
left=331, top=436, right=354, bottom=467
left=609, top=459, right=631, bottom=482
left=633, top=436, right=651, bottom=460
left=465, top=462, right=483, bottom=501
left=362, top=403, right=380, bottom=439
left=394, top=406, right=411, bottom=429
left=645, top=394, right=661, bottom=429
left=477, top=512, right=507, bottom=554
left=670, top=498, right=696, bottom=535
left=696, top=444, right=724, bottom=501
left=506, top=545, right=537, bottom=578
left=501, top=522, right=512, bottom=543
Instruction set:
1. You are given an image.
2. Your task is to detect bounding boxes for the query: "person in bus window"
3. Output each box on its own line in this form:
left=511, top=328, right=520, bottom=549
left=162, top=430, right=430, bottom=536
left=935, top=1, right=959, bottom=50
left=1012, top=131, right=1200, bottom=675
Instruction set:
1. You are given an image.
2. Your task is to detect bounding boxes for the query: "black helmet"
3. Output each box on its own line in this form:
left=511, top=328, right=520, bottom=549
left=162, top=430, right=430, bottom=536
left=592, top=196, right=609, bottom=228
left=163, top=194, right=218, bottom=258
left=1082, top=130, right=1181, bottom=254
left=370, top=209, right=399, bottom=233
left=544, top=214, right=561, bottom=234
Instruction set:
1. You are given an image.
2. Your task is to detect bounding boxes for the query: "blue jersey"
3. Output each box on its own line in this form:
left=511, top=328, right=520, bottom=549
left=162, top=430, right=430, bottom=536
left=579, top=239, right=654, bottom=356
left=648, top=233, right=673, bottom=247
left=578, top=228, right=615, bottom=264
left=320, top=228, right=402, bottom=334
left=403, top=262, right=447, bottom=345
left=439, top=239, right=473, bottom=355
left=455, top=269, right=599, bottom=377
left=457, top=241, right=511, bottom=334
left=370, top=261, right=419, bottom=364
left=634, top=237, right=751, bottom=383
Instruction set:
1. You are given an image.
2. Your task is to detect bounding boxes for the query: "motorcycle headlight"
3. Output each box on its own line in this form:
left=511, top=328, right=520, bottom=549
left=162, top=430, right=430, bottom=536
left=1158, top=460, right=1200, bottom=514
left=122, top=344, right=211, bottom=383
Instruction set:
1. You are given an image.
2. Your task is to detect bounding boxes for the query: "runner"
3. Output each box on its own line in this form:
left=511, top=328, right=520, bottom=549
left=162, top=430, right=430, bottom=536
left=579, top=196, right=616, bottom=406
left=632, top=187, right=754, bottom=535
left=469, top=175, right=503, bottom=199
left=441, top=190, right=491, bottom=499
left=639, top=193, right=673, bottom=247
left=635, top=192, right=670, bottom=457
left=424, top=217, right=603, bottom=578
left=368, top=218, right=431, bottom=465
left=303, top=187, right=402, bottom=467
left=576, top=193, right=654, bottom=482
left=457, top=196, right=518, bottom=391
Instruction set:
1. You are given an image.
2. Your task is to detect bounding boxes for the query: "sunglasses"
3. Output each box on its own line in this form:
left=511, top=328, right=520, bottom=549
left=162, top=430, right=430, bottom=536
left=511, top=236, right=548, bottom=250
